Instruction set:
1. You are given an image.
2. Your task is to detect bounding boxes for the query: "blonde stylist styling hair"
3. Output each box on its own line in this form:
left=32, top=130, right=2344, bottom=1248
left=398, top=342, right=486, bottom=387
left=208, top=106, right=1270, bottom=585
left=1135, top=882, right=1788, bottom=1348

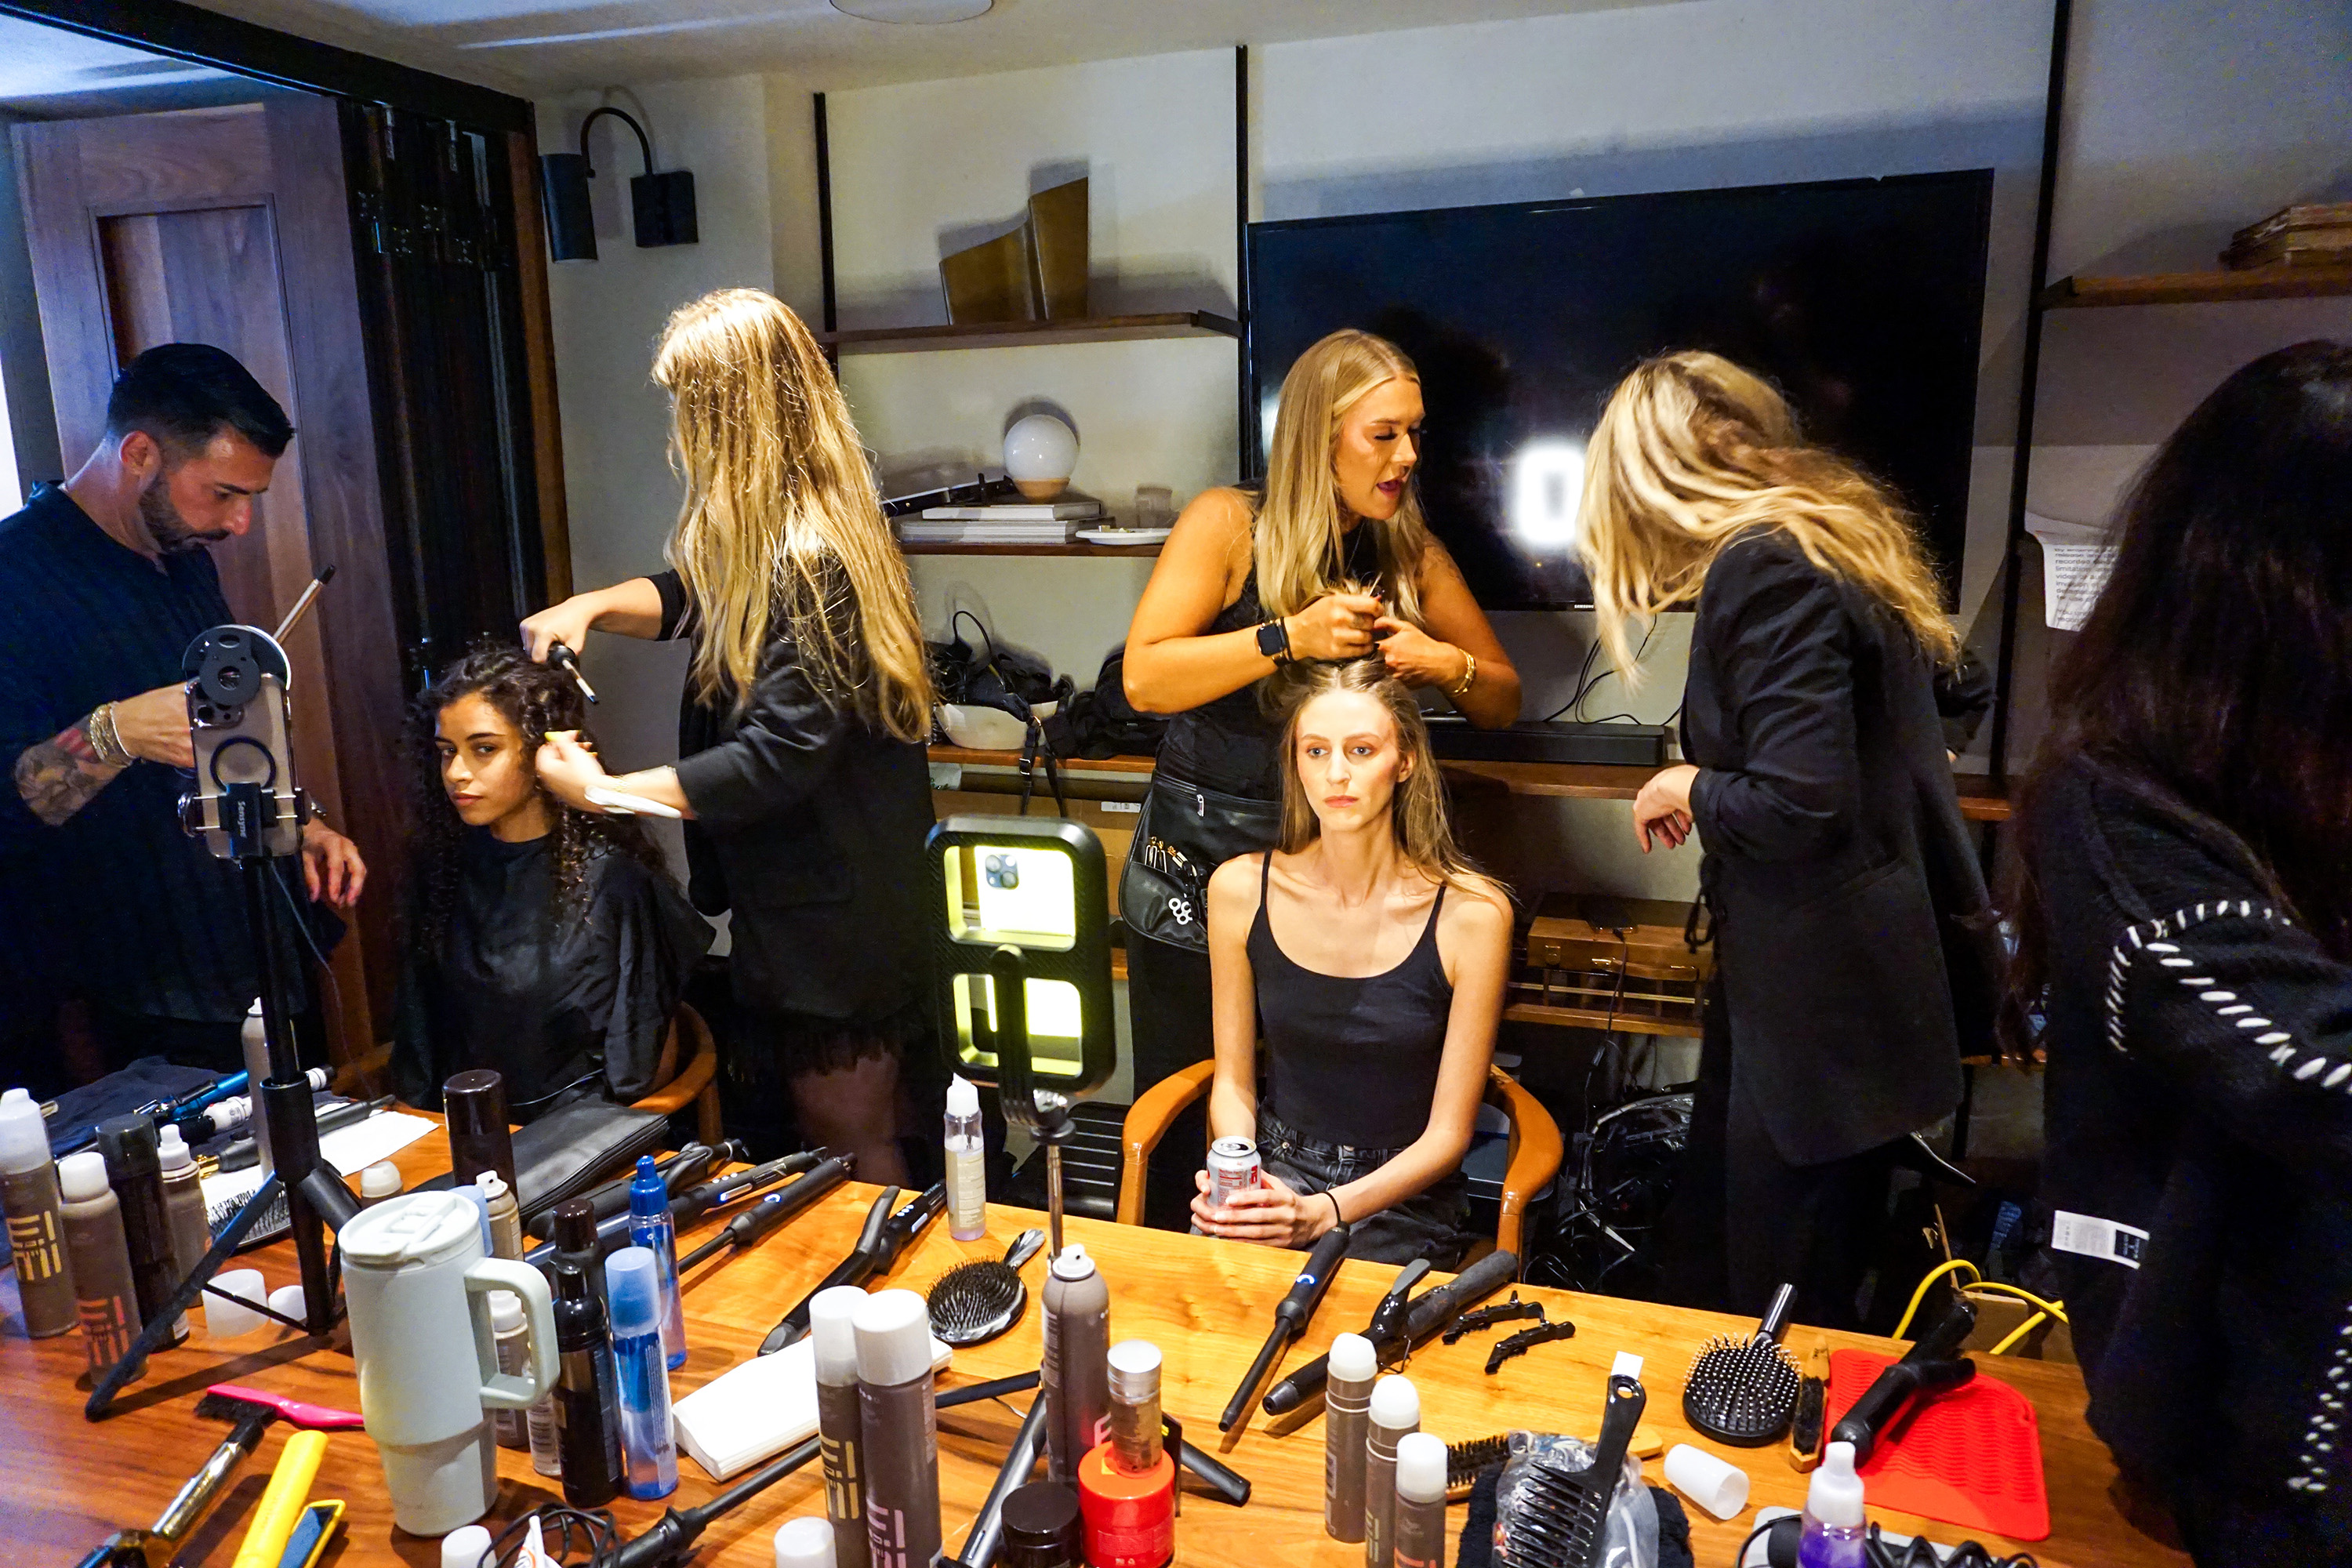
left=524, top=289, right=938, bottom=1185
left=1253, top=328, right=1437, bottom=629
left=1576, top=349, right=1956, bottom=679
left=654, top=288, right=933, bottom=737
left=1573, top=349, right=1990, bottom=1329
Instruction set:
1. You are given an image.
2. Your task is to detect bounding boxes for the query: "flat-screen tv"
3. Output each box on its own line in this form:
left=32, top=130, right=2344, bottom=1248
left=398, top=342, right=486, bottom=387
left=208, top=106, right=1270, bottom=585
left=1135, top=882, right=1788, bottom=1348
left=1247, top=172, right=1994, bottom=610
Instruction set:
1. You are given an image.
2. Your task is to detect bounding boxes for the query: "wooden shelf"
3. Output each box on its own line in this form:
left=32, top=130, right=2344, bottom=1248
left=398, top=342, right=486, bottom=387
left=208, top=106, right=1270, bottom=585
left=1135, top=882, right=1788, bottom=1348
left=931, top=746, right=1155, bottom=775
left=2038, top=264, right=2352, bottom=310
left=899, top=540, right=1163, bottom=557
left=928, top=746, right=2013, bottom=822
left=822, top=310, right=1242, bottom=354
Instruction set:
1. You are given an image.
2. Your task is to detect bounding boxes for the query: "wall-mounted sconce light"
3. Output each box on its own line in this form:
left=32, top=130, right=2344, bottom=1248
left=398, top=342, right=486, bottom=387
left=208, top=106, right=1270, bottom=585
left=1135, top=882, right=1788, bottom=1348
left=539, top=107, right=697, bottom=262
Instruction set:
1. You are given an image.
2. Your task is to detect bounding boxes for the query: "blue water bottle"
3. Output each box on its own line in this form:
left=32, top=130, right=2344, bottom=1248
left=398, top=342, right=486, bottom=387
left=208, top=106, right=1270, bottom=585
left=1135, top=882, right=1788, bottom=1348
left=626, top=1155, right=688, bottom=1370
left=605, top=1246, right=679, bottom=1500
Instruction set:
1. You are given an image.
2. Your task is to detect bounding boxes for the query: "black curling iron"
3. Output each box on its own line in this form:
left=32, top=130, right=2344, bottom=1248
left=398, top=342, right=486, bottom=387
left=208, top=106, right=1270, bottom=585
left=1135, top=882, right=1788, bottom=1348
left=678, top=1152, right=855, bottom=1271
left=1220, top=1224, right=1352, bottom=1430
left=523, top=1149, right=826, bottom=1272
left=759, top=1181, right=946, bottom=1352
left=1262, top=1249, right=1519, bottom=1416
left=523, top=1141, right=735, bottom=1240
left=608, top=1374, right=1041, bottom=1567
left=1830, top=1297, right=1979, bottom=1465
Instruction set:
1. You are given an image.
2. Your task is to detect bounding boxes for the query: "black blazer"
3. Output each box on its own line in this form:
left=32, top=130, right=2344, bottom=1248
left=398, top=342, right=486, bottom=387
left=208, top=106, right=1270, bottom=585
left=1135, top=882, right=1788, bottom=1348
left=655, top=572, right=935, bottom=1024
left=1682, top=532, right=1996, bottom=1166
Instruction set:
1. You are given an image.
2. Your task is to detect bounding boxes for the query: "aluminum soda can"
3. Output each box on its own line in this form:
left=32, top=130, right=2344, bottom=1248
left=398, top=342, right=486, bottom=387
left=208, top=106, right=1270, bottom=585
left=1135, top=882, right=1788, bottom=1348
left=1207, top=1137, right=1262, bottom=1210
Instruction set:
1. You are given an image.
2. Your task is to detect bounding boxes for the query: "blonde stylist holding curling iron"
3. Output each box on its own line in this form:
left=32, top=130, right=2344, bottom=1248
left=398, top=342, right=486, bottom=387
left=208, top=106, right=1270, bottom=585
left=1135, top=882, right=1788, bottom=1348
left=521, top=289, right=935, bottom=1184
left=1119, top=328, right=1519, bottom=1230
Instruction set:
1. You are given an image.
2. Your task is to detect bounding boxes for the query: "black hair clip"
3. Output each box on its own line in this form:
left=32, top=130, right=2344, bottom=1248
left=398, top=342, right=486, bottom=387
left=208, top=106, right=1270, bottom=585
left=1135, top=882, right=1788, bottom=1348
left=1486, top=1318, right=1577, bottom=1375
left=1443, top=1290, right=1545, bottom=1345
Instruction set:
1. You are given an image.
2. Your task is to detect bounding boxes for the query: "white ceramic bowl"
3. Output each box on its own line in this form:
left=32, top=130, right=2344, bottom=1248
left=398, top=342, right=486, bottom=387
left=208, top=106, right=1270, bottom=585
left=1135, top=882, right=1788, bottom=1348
left=937, top=702, right=1030, bottom=750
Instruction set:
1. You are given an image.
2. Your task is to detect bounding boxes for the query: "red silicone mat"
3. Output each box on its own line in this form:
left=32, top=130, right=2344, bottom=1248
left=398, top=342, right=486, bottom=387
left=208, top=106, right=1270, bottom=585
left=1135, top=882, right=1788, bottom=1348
left=1824, top=1349, right=2050, bottom=1541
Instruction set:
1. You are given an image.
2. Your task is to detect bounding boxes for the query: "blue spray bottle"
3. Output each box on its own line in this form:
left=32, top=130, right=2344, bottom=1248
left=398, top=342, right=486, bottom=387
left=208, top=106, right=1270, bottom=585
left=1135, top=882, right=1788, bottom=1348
left=605, top=1246, right=680, bottom=1500
left=627, top=1153, right=688, bottom=1370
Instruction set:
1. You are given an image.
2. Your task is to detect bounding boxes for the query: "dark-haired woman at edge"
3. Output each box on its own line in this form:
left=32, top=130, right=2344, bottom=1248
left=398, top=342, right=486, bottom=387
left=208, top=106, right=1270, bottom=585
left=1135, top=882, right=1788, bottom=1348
left=1578, top=350, right=1999, bottom=1329
left=2013, top=341, right=2352, bottom=1561
left=1119, top=328, right=1519, bottom=1228
left=390, top=647, right=710, bottom=1120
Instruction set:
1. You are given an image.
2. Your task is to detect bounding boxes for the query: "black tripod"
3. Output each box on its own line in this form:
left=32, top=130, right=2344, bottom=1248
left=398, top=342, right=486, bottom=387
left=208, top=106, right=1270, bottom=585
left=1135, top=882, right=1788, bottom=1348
left=86, top=629, right=360, bottom=1418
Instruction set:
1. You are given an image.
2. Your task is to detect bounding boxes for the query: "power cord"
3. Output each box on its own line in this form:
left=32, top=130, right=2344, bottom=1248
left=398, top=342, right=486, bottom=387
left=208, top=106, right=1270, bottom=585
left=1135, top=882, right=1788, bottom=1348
left=478, top=1504, right=621, bottom=1566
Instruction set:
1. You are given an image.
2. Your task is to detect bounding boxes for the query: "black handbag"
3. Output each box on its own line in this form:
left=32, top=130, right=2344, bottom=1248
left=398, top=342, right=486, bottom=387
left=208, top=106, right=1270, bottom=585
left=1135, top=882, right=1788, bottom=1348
left=1117, top=773, right=1283, bottom=953
left=416, top=1097, right=666, bottom=1227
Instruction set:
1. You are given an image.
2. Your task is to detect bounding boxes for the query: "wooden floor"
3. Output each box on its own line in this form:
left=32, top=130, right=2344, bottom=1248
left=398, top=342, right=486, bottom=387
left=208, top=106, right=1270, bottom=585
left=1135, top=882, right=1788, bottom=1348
left=1, top=1142, right=2186, bottom=1567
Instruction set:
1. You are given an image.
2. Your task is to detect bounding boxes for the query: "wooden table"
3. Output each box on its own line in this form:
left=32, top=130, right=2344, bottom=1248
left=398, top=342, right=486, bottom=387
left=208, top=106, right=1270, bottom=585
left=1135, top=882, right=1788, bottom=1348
left=2, top=1134, right=2180, bottom=1568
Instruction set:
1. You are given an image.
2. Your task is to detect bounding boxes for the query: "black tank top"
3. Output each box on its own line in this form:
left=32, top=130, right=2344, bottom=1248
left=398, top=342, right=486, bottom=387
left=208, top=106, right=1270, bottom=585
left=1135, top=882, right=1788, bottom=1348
left=1155, top=519, right=1385, bottom=800
left=1247, top=851, right=1454, bottom=1149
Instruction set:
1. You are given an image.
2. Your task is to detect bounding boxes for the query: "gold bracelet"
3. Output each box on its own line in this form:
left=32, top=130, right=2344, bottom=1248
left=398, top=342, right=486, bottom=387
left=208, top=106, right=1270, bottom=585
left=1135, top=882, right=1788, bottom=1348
left=87, top=703, right=132, bottom=768
left=1448, top=650, right=1478, bottom=697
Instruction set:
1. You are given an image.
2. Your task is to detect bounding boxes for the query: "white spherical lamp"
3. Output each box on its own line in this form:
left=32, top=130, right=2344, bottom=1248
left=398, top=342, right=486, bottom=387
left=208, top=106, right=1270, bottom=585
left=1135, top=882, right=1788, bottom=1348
left=1002, top=414, right=1078, bottom=500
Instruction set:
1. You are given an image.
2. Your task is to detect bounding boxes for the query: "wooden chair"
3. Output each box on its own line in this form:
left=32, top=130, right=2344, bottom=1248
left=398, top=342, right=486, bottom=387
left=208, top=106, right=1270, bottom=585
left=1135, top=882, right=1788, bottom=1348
left=355, top=1004, right=722, bottom=1145
left=633, top=1002, right=725, bottom=1148
left=1116, top=1061, right=1565, bottom=1263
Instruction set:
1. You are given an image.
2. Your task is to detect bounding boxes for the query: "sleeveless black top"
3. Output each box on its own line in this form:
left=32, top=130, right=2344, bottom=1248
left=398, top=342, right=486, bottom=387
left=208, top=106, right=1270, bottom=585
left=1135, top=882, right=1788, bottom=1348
left=1155, top=520, right=1385, bottom=800
left=1247, top=852, right=1454, bottom=1149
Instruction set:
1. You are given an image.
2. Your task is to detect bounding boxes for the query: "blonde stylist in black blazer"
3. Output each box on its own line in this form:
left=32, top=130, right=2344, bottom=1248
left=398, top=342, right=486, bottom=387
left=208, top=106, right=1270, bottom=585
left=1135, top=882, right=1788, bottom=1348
left=1576, top=351, right=1999, bottom=1329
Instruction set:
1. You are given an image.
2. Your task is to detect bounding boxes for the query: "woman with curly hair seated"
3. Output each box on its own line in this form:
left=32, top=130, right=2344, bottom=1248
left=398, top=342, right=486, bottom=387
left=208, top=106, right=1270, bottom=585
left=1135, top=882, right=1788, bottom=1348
left=390, top=645, right=710, bottom=1122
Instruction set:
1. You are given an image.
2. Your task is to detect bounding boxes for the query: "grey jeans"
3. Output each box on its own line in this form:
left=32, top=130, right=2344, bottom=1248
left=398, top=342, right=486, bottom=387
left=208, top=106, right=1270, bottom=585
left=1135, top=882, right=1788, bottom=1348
left=1258, top=1109, right=1474, bottom=1269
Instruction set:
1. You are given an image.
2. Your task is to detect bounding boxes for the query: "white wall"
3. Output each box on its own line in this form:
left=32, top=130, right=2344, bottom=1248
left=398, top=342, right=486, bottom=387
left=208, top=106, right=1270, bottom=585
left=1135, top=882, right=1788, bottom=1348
left=2000, top=0, right=2352, bottom=766
left=824, top=49, right=1245, bottom=688
left=535, top=0, right=2350, bottom=904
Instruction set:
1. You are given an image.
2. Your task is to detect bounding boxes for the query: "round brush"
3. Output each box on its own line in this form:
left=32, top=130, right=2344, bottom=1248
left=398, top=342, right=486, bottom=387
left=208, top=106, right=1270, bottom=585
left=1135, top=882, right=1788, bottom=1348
left=927, top=1228, right=1047, bottom=1346
left=1680, top=1281, right=1802, bottom=1446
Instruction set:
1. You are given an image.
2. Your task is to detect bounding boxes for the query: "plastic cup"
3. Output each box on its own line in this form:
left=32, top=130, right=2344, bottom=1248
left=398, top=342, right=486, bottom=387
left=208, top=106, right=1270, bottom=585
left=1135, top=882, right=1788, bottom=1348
left=205, top=1269, right=267, bottom=1338
left=267, top=1284, right=308, bottom=1324
left=1664, top=1443, right=1751, bottom=1520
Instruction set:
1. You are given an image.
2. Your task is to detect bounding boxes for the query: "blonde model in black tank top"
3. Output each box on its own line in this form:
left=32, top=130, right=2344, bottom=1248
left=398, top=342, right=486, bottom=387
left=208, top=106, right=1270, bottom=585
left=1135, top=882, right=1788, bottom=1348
left=1192, top=659, right=1512, bottom=1265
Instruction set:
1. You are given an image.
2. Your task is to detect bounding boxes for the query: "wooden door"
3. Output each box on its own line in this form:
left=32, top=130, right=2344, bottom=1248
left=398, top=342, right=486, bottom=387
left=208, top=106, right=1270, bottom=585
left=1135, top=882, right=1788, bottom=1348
left=14, top=95, right=403, bottom=1066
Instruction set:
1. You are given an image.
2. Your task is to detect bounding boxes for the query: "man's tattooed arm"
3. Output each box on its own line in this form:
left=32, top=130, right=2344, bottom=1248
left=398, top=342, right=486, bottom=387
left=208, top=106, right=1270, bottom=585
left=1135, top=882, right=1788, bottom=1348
left=13, top=717, right=127, bottom=827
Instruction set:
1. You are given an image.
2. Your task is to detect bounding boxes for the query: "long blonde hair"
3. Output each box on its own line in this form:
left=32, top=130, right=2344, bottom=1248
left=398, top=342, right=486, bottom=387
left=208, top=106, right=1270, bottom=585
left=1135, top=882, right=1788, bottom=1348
left=1255, top=329, right=1432, bottom=626
left=654, top=288, right=933, bottom=740
left=1576, top=350, right=1958, bottom=674
left=1272, top=659, right=1490, bottom=894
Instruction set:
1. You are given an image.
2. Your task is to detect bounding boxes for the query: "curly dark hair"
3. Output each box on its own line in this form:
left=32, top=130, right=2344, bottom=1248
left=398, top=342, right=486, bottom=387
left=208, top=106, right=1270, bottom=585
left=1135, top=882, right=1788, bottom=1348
left=404, top=644, right=673, bottom=952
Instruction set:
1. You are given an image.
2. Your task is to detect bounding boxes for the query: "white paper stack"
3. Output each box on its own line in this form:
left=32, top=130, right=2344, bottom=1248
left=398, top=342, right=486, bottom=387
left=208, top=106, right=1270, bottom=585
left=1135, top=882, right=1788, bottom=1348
left=671, top=1332, right=954, bottom=1480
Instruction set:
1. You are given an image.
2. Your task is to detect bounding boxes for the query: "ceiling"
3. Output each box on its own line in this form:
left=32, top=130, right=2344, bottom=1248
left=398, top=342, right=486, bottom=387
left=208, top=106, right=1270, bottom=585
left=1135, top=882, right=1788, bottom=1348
left=0, top=15, right=252, bottom=118
left=184, top=0, right=1679, bottom=96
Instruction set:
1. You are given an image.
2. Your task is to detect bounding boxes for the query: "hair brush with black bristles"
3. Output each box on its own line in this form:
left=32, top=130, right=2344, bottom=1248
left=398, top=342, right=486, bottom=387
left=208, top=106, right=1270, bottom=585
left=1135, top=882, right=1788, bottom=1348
left=926, top=1227, right=1048, bottom=1347
left=1679, top=1281, right=1802, bottom=1446
left=1447, top=1433, right=1512, bottom=1500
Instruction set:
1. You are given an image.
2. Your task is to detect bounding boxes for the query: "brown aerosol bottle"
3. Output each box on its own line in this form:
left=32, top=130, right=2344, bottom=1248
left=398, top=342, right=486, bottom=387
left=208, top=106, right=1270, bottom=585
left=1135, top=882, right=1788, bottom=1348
left=155, top=1126, right=212, bottom=1340
left=1365, top=1374, right=1421, bottom=1568
left=0, top=1087, right=75, bottom=1337
left=443, top=1069, right=517, bottom=1193
left=811, top=1286, right=873, bottom=1568
left=1324, top=1332, right=1378, bottom=1543
left=1392, top=1432, right=1450, bottom=1568
left=56, top=1151, right=141, bottom=1374
left=854, top=1289, right=942, bottom=1568
left=1040, top=1243, right=1109, bottom=1484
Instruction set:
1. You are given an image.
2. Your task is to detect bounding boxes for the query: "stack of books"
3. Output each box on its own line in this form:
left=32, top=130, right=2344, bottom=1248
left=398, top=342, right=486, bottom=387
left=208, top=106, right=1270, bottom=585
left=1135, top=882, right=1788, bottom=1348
left=898, top=499, right=1104, bottom=546
left=2222, top=202, right=2352, bottom=270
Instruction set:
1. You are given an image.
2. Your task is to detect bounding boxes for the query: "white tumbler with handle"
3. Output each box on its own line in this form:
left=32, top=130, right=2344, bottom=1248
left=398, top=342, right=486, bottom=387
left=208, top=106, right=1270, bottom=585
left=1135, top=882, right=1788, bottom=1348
left=340, top=1189, right=558, bottom=1534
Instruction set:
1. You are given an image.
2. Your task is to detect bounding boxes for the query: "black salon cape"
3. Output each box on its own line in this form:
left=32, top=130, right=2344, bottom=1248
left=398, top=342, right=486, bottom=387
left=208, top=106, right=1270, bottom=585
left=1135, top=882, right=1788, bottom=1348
left=1681, top=531, right=1998, bottom=1167
left=390, top=832, right=711, bottom=1121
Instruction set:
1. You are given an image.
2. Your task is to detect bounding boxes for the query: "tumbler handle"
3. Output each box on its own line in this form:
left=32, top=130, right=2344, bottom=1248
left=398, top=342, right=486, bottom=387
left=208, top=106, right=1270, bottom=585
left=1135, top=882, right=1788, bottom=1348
left=464, top=1255, right=558, bottom=1410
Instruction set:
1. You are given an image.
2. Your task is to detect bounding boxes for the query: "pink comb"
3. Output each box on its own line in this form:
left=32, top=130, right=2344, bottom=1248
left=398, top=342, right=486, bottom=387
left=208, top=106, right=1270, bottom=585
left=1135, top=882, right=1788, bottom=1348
left=206, top=1381, right=365, bottom=1430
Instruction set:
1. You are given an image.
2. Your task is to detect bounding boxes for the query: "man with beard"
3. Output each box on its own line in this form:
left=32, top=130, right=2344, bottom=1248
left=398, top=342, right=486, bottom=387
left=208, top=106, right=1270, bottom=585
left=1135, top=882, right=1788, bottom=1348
left=0, top=343, right=365, bottom=1092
